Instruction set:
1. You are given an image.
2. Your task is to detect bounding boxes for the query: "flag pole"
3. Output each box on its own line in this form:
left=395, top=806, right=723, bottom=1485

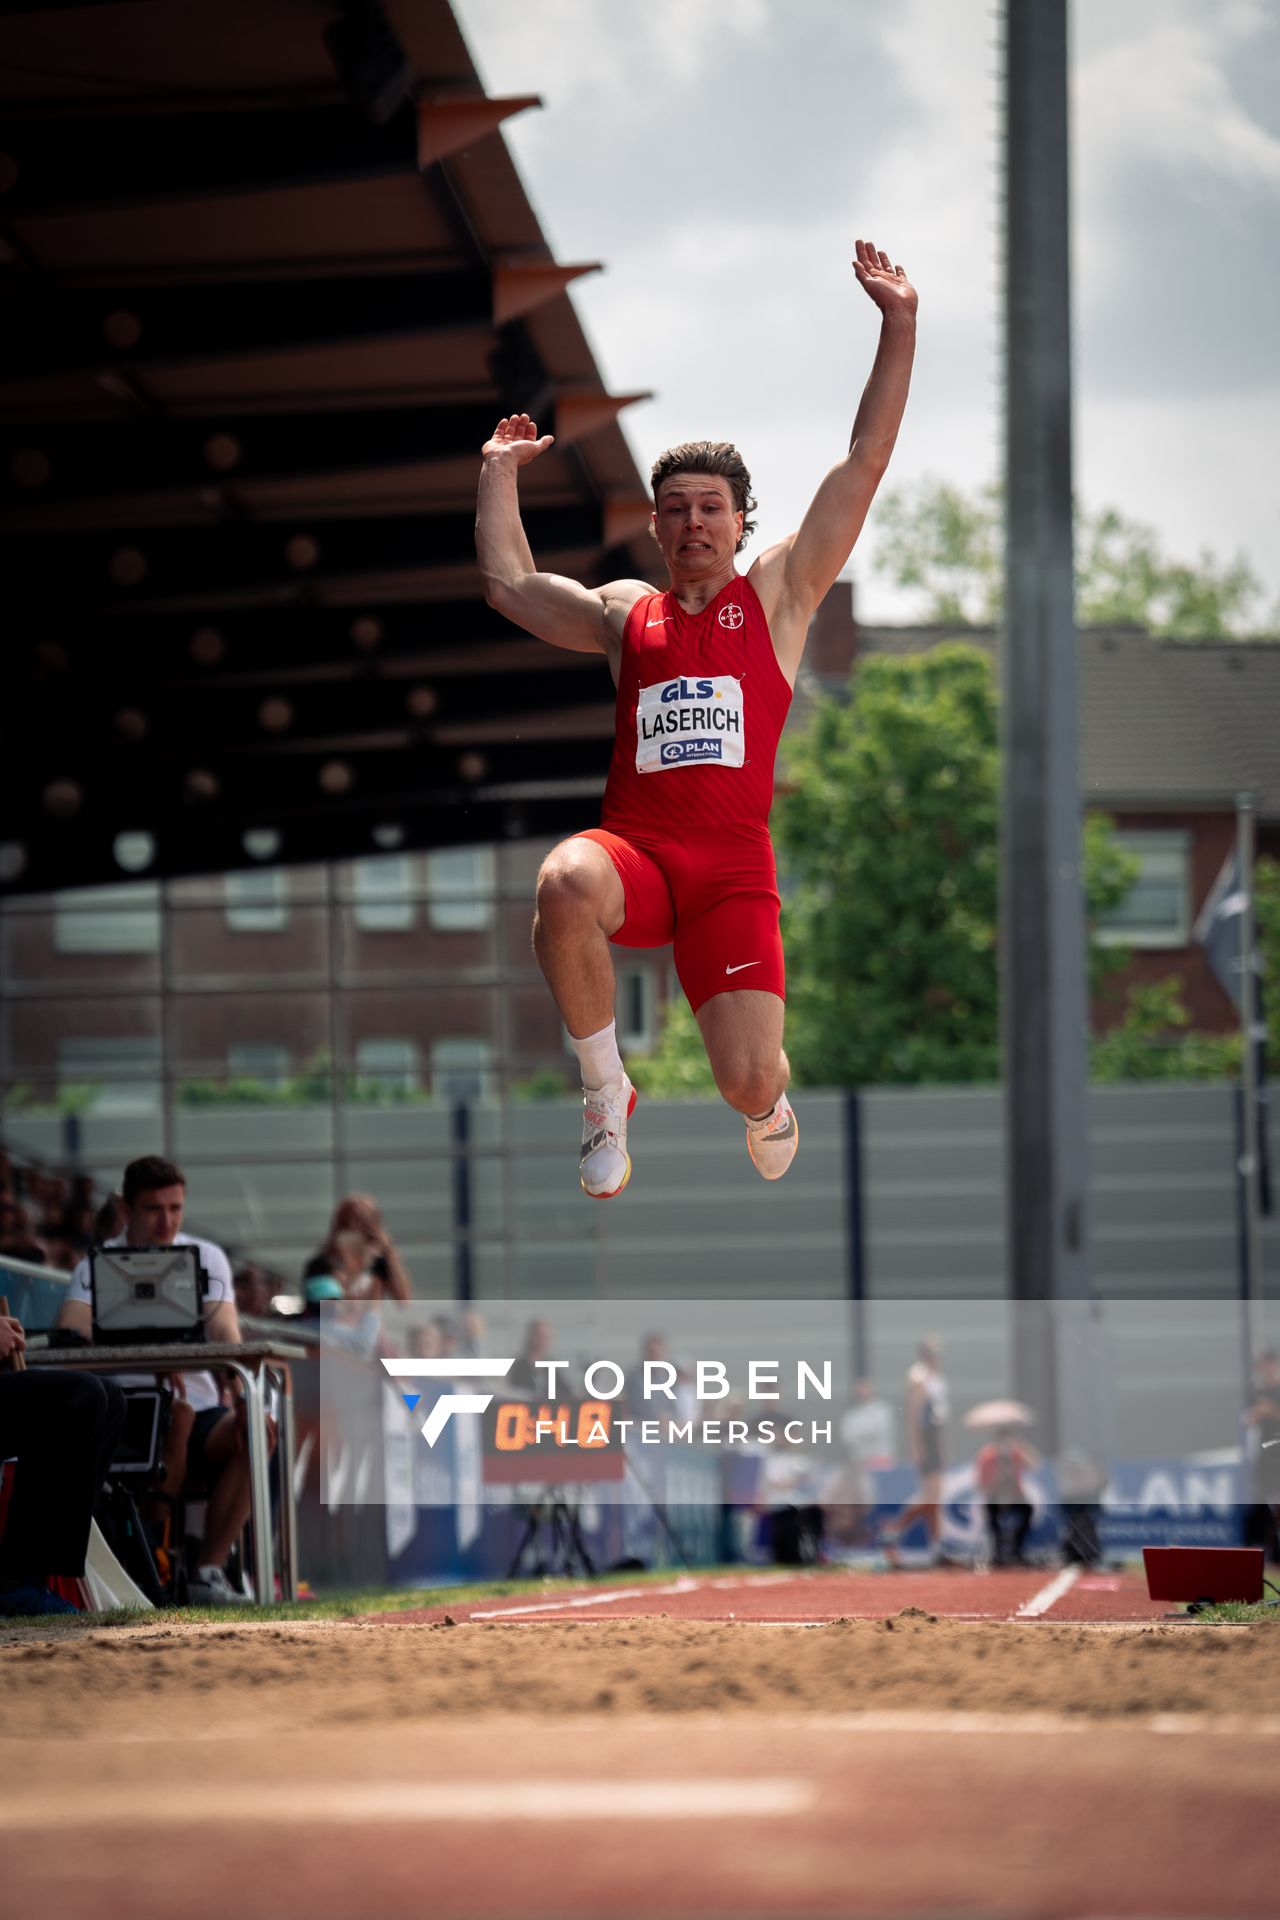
left=1237, top=791, right=1265, bottom=1371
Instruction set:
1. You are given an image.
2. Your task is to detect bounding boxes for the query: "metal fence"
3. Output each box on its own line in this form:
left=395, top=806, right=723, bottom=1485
left=4, top=1082, right=1275, bottom=1313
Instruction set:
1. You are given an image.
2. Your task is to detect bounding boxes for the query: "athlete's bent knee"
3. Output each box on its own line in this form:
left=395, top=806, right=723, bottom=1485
left=535, top=847, right=610, bottom=928
left=711, top=1054, right=783, bottom=1117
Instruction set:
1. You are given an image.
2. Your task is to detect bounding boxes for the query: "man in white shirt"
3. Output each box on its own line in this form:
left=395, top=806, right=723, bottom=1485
left=58, top=1154, right=273, bottom=1605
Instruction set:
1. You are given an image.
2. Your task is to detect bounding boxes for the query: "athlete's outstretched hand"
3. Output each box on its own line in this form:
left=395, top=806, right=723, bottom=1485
left=481, top=413, right=555, bottom=464
left=853, top=238, right=918, bottom=319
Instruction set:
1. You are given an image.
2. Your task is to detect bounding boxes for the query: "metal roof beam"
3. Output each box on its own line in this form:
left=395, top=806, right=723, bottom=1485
left=7, top=502, right=611, bottom=604
left=2, top=262, right=600, bottom=380
left=1, top=786, right=602, bottom=898
left=9, top=667, right=613, bottom=756
left=0, top=390, right=650, bottom=508
left=14, top=599, right=509, bottom=681
left=11, top=601, right=596, bottom=686
left=0, top=96, right=541, bottom=216
left=4, top=735, right=611, bottom=835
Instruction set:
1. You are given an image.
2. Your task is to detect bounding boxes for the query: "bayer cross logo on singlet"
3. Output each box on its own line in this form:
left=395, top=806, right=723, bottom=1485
left=718, top=603, right=744, bottom=629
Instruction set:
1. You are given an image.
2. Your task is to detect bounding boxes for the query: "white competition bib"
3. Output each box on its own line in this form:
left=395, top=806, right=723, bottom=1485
left=635, top=675, right=745, bottom=773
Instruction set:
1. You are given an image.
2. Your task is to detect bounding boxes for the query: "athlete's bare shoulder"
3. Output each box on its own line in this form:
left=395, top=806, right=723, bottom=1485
left=745, top=540, right=790, bottom=615
left=745, top=541, right=810, bottom=686
left=598, top=578, right=658, bottom=640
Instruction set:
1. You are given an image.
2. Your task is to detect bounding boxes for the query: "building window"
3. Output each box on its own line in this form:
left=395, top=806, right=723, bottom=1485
left=427, top=845, right=495, bottom=931
left=225, top=869, right=288, bottom=933
left=353, top=856, right=415, bottom=932
left=562, top=966, right=657, bottom=1059
left=54, top=884, right=160, bottom=954
left=56, top=1036, right=163, bottom=1114
left=617, top=966, right=656, bottom=1052
left=356, top=1038, right=420, bottom=1094
left=1095, top=831, right=1192, bottom=948
left=227, top=1043, right=290, bottom=1088
left=431, top=1037, right=494, bottom=1104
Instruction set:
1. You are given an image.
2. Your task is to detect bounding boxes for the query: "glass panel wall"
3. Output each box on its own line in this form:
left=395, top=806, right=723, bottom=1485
left=0, top=848, right=674, bottom=1296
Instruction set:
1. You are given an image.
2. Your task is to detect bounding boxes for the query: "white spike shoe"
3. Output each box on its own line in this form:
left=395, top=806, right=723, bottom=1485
left=579, top=1074, right=637, bottom=1198
left=745, top=1091, right=799, bottom=1181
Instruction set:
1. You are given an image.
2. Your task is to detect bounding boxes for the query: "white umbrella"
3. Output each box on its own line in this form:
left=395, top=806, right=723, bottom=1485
left=963, top=1399, right=1035, bottom=1431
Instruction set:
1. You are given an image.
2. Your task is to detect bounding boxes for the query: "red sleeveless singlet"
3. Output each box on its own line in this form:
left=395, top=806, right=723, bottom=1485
left=600, top=573, right=792, bottom=841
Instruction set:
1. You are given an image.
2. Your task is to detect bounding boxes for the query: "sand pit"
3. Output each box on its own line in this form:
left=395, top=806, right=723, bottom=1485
left=4, top=1611, right=1280, bottom=1919
left=3, top=1612, right=1278, bottom=1737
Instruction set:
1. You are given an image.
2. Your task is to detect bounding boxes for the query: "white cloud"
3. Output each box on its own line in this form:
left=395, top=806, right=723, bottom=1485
left=455, top=0, right=767, bottom=100
left=1077, top=22, right=1280, bottom=201
left=841, top=0, right=1000, bottom=342
left=1077, top=386, right=1280, bottom=627
left=452, top=0, right=1279, bottom=623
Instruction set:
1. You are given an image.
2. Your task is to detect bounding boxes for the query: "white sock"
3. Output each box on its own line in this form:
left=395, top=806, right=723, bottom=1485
left=570, top=1019, right=624, bottom=1092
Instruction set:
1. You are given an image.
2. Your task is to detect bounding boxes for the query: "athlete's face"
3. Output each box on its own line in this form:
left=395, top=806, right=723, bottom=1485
left=651, top=474, right=743, bottom=576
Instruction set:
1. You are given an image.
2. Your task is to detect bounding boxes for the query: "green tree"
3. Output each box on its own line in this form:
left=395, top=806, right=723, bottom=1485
left=873, top=478, right=1274, bottom=638
left=1089, top=978, right=1240, bottom=1083
left=776, top=646, right=1001, bottom=1084
left=1082, top=811, right=1141, bottom=1000
left=628, top=1000, right=719, bottom=1098
left=873, top=480, right=1002, bottom=626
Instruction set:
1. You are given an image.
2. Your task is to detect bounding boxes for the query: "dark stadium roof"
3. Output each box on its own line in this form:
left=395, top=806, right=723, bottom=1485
left=1, top=0, right=657, bottom=896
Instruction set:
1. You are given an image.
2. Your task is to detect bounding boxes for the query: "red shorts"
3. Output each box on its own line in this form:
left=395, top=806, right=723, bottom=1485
left=576, top=825, right=785, bottom=1015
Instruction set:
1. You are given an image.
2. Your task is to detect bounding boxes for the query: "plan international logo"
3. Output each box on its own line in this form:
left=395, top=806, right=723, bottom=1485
left=382, top=1354, right=833, bottom=1451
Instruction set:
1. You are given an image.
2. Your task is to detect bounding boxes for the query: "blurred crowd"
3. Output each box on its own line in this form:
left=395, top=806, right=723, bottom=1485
left=0, top=1146, right=420, bottom=1328
left=4, top=1140, right=1279, bottom=1619
left=0, top=1148, right=122, bottom=1273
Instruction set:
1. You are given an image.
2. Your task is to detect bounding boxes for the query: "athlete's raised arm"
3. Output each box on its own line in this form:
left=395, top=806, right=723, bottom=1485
left=753, top=240, right=917, bottom=678
left=476, top=415, right=652, bottom=657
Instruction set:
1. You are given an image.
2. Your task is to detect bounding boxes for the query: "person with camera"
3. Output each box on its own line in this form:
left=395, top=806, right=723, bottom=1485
left=302, top=1191, right=411, bottom=1304
left=57, top=1153, right=275, bottom=1605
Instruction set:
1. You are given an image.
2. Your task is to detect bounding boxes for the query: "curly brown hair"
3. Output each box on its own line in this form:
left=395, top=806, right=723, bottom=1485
left=650, top=442, right=758, bottom=553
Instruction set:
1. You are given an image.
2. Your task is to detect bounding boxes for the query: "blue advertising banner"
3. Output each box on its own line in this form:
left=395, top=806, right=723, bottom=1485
left=858, top=1460, right=1245, bottom=1560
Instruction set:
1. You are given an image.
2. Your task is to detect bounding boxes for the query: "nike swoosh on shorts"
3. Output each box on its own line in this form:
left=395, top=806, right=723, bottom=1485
left=725, top=962, right=761, bottom=975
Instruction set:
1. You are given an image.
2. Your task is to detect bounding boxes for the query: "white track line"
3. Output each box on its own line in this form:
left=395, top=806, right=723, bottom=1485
left=5, top=1777, right=812, bottom=1830
left=1015, top=1563, right=1081, bottom=1618
left=20, top=1711, right=1280, bottom=1751
left=468, top=1577, right=699, bottom=1620
left=762, top=1710, right=1280, bottom=1737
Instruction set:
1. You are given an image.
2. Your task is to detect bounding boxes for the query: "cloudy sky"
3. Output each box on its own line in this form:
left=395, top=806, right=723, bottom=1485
left=452, top=0, right=1279, bottom=628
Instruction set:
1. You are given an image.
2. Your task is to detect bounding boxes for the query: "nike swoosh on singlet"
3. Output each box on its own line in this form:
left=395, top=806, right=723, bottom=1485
left=645, top=617, right=672, bottom=627
left=725, top=962, right=761, bottom=975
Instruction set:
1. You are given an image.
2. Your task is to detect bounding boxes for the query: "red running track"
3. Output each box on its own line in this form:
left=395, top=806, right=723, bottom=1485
left=383, top=1562, right=1178, bottom=1627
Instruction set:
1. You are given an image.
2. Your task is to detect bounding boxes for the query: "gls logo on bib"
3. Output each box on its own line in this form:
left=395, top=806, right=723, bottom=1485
left=635, top=676, right=745, bottom=772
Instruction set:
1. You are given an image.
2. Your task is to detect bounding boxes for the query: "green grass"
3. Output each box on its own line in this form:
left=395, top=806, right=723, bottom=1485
left=1183, top=1599, right=1280, bottom=1623
left=0, top=1562, right=753, bottom=1638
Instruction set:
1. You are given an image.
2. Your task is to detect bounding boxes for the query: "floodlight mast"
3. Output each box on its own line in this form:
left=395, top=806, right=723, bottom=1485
left=1001, top=0, right=1094, bottom=1453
